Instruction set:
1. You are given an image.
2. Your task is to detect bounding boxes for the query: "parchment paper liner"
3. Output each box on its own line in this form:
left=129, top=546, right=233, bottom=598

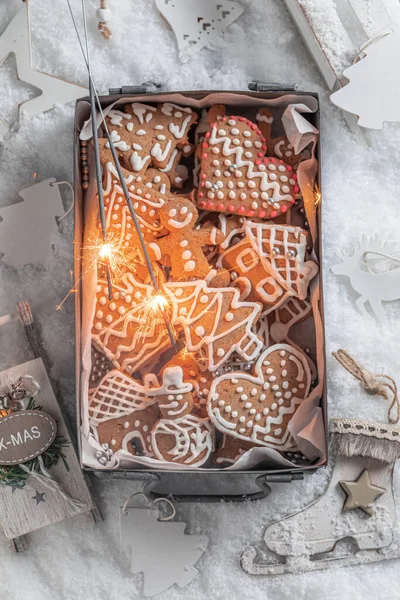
left=78, top=92, right=325, bottom=471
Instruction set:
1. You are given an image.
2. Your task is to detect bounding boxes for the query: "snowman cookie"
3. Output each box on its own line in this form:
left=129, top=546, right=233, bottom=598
left=148, top=367, right=214, bottom=466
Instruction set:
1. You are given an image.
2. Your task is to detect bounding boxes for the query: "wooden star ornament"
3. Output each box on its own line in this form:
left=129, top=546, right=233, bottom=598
left=0, top=2, right=87, bottom=139
left=339, top=469, right=386, bottom=516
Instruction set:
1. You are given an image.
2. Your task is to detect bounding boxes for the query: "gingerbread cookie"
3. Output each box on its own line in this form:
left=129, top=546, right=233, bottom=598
left=218, top=222, right=318, bottom=314
left=149, top=197, right=225, bottom=280
left=92, top=272, right=171, bottom=374
left=89, top=345, right=113, bottom=389
left=104, top=102, right=197, bottom=174
left=213, top=435, right=258, bottom=466
left=207, top=343, right=311, bottom=448
left=268, top=297, right=312, bottom=343
left=147, top=366, right=194, bottom=419
left=197, top=116, right=299, bottom=218
left=152, top=414, right=214, bottom=467
left=97, top=403, right=159, bottom=457
left=142, top=168, right=171, bottom=195
left=161, top=351, right=213, bottom=417
left=147, top=366, right=214, bottom=466
left=160, top=144, right=193, bottom=189
left=98, top=155, right=169, bottom=250
left=163, top=280, right=263, bottom=371
left=89, top=369, right=156, bottom=425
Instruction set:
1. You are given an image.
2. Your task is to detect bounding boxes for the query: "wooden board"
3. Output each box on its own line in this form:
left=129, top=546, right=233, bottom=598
left=0, top=359, right=95, bottom=539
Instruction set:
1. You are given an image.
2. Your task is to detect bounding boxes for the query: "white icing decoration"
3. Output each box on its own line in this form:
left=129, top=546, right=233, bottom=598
left=184, top=260, right=196, bottom=272
left=256, top=113, right=273, bottom=124
left=161, top=103, right=192, bottom=116
left=131, top=103, right=156, bottom=124
left=108, top=109, right=131, bottom=126
left=151, top=140, right=172, bottom=162
left=169, top=115, right=192, bottom=139
left=149, top=242, right=162, bottom=260
left=136, top=129, right=146, bottom=136
left=160, top=149, right=179, bottom=173
left=168, top=213, right=194, bottom=229
left=130, top=152, right=150, bottom=171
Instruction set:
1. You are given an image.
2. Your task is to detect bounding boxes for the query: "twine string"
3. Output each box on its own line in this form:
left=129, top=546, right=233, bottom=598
left=333, top=349, right=400, bottom=424
left=20, top=456, right=87, bottom=515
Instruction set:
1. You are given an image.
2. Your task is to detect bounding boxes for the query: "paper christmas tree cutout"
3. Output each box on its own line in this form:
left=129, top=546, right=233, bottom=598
left=0, top=2, right=87, bottom=138
left=121, top=508, right=208, bottom=597
left=330, top=28, right=400, bottom=129
left=0, top=178, right=64, bottom=269
left=155, top=0, right=244, bottom=61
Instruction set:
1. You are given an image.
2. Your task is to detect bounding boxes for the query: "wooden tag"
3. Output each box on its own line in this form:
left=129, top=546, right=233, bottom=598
left=0, top=410, right=57, bottom=465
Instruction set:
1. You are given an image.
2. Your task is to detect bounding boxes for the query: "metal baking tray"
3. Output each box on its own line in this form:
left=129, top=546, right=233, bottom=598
left=73, top=83, right=326, bottom=501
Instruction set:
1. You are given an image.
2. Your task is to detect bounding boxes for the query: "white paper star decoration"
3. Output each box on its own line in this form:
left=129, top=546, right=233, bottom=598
left=155, top=0, right=244, bottom=61
left=331, top=28, right=400, bottom=129
left=0, top=2, right=87, bottom=139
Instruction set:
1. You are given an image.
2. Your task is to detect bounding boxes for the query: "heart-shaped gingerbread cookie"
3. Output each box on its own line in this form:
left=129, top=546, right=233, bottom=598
left=207, top=344, right=311, bottom=448
left=197, top=116, right=299, bottom=219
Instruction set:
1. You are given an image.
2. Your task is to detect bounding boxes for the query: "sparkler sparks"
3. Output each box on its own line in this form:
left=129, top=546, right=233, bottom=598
left=122, top=289, right=180, bottom=354
left=314, top=184, right=322, bottom=206
left=98, top=243, right=113, bottom=260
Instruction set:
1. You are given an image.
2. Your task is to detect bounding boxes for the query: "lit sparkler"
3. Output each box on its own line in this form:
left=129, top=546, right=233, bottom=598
left=66, top=0, right=178, bottom=353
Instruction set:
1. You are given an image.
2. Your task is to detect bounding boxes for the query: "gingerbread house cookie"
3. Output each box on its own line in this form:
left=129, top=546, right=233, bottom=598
left=218, top=222, right=318, bottom=315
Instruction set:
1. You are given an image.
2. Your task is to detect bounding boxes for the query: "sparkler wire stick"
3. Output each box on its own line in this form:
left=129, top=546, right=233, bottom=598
left=89, top=77, right=113, bottom=300
left=66, top=0, right=177, bottom=350
left=66, top=0, right=113, bottom=299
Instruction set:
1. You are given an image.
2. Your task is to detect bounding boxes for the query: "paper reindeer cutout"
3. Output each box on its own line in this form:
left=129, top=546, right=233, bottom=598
left=332, top=235, right=400, bottom=325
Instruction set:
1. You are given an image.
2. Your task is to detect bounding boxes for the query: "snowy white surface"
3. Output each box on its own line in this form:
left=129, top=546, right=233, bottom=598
left=1, top=0, right=400, bottom=598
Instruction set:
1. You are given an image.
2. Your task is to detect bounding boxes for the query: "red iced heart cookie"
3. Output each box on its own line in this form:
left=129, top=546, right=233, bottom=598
left=197, top=116, right=299, bottom=219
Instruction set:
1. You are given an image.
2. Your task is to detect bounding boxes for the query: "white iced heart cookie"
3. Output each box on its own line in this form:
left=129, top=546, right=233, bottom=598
left=207, top=344, right=311, bottom=448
